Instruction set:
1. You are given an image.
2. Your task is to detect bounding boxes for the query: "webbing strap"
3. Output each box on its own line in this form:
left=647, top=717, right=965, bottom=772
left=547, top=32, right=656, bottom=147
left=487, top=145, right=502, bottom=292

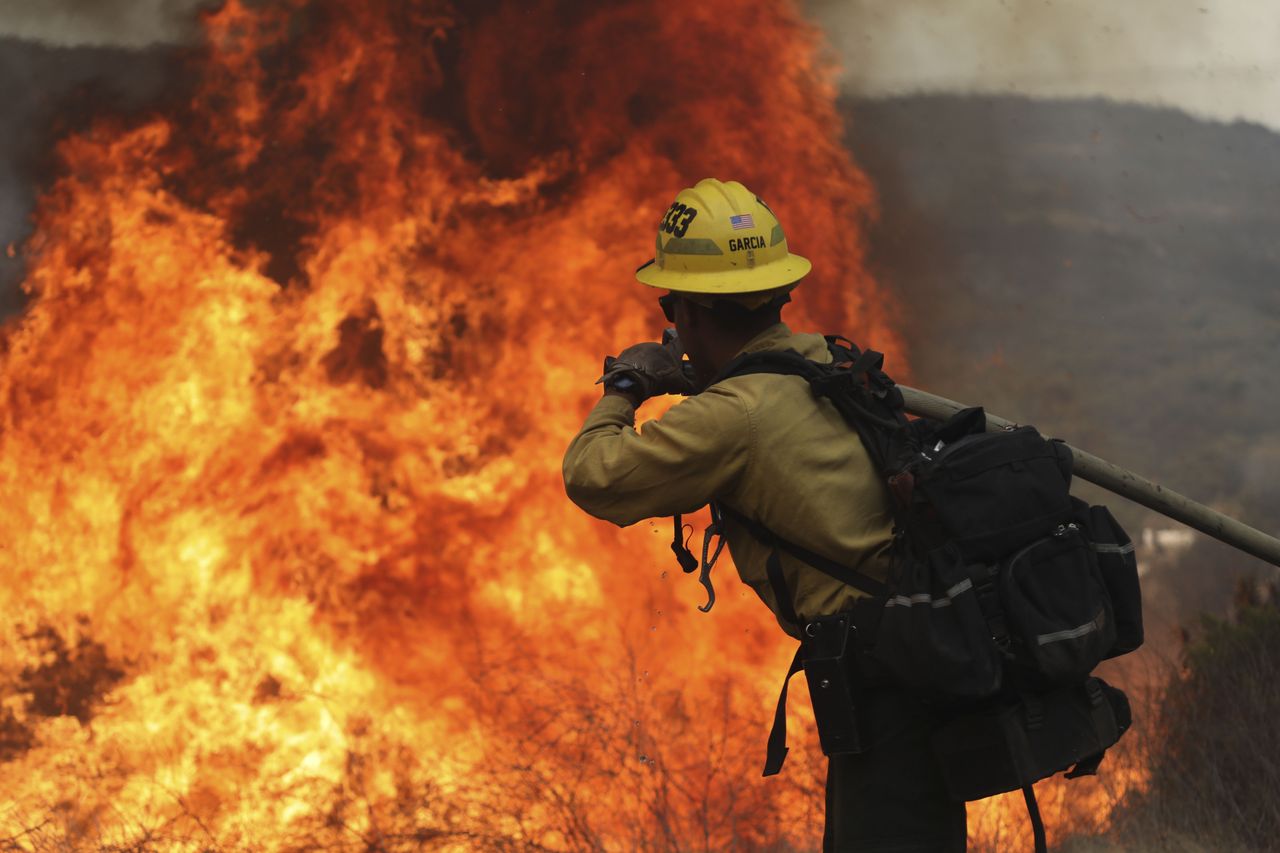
left=766, top=549, right=801, bottom=628
left=718, top=504, right=889, bottom=598
left=846, top=348, right=882, bottom=378
left=1066, top=681, right=1112, bottom=779
left=716, top=344, right=909, bottom=456
left=1023, top=784, right=1048, bottom=853
left=763, top=646, right=805, bottom=777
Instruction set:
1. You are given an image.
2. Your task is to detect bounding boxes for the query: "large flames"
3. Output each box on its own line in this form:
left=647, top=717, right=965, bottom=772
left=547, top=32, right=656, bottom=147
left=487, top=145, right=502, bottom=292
left=0, top=1, right=1139, bottom=849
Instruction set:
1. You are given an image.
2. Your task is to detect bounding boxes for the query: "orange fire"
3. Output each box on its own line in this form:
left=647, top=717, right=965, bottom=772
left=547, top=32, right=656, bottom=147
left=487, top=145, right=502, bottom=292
left=0, top=0, right=1141, bottom=848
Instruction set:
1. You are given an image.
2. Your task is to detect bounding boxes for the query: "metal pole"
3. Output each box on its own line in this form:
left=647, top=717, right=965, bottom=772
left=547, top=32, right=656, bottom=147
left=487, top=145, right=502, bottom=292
left=898, top=385, right=1280, bottom=569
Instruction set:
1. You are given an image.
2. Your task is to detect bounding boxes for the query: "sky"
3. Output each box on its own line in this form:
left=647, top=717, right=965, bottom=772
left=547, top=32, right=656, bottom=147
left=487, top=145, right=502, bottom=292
left=0, top=0, right=210, bottom=48
left=0, top=0, right=1277, bottom=132
left=804, top=0, right=1280, bottom=131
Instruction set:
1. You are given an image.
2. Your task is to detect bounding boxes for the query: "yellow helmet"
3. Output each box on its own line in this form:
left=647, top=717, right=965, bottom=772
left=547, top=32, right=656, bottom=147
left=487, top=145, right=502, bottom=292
left=635, top=178, right=811, bottom=303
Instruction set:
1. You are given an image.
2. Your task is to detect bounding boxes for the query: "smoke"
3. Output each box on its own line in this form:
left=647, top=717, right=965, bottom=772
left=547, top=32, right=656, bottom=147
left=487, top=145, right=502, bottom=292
left=0, top=38, right=168, bottom=312
left=0, top=0, right=213, bottom=308
left=0, top=0, right=212, bottom=47
left=804, top=0, right=1280, bottom=131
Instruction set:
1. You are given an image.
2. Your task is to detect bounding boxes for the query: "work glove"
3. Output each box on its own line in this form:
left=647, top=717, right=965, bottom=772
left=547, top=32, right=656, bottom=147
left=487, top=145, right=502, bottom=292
left=596, top=329, right=697, bottom=401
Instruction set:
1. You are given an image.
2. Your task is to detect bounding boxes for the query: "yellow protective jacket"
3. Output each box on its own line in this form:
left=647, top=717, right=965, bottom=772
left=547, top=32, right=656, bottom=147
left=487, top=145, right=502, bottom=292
left=562, top=323, right=894, bottom=638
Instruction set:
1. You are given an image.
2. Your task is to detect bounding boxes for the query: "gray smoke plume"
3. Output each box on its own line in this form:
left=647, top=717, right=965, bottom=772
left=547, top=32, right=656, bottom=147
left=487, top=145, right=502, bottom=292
left=0, top=0, right=205, bottom=309
left=0, top=38, right=168, bottom=311
left=0, top=0, right=201, bottom=310
left=0, top=0, right=211, bottom=47
left=804, top=0, right=1280, bottom=132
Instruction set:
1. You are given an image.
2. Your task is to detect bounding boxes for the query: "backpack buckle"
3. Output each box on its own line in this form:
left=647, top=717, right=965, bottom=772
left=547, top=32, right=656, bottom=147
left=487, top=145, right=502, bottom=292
left=888, top=471, right=915, bottom=509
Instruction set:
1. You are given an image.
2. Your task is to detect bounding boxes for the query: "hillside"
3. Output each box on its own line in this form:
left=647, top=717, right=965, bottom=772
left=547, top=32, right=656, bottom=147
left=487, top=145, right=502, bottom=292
left=842, top=94, right=1280, bottom=626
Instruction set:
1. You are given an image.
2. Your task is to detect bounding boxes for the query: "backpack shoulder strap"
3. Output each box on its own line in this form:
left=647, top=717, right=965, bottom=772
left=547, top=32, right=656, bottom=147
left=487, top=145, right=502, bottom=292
left=717, top=503, right=889, bottom=598
left=709, top=336, right=910, bottom=600
left=714, top=340, right=909, bottom=479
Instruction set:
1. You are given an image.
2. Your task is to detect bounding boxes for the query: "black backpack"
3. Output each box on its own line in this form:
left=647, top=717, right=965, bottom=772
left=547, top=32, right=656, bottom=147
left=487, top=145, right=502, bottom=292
left=698, top=336, right=1143, bottom=853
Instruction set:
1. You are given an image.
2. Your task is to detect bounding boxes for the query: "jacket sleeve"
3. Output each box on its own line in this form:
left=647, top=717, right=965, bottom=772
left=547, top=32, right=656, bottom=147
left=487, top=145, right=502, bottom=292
left=562, top=388, right=752, bottom=526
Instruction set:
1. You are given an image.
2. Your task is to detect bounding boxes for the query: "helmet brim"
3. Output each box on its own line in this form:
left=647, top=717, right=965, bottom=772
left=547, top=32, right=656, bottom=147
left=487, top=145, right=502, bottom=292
left=635, top=254, right=811, bottom=294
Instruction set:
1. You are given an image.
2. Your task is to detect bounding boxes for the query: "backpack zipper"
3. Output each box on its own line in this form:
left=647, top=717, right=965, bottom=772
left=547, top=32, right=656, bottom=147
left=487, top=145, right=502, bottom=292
left=1007, top=523, right=1080, bottom=569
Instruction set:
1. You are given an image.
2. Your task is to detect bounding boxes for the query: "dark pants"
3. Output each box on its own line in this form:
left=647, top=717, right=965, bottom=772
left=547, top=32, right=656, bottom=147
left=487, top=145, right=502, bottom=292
left=823, top=685, right=967, bottom=852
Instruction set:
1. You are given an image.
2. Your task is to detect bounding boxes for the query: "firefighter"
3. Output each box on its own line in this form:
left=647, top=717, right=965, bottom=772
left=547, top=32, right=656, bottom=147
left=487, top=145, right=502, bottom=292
left=562, top=178, right=967, bottom=852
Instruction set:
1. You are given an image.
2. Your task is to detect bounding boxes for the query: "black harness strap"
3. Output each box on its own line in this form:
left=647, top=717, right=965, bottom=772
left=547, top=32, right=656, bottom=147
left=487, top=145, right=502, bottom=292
left=763, top=646, right=805, bottom=777
left=1023, top=784, right=1048, bottom=853
left=710, top=495, right=889, bottom=780
left=714, top=347, right=910, bottom=510
left=844, top=347, right=882, bottom=378
left=717, top=503, right=889, bottom=599
left=705, top=342, right=905, bottom=779
left=766, top=549, right=801, bottom=627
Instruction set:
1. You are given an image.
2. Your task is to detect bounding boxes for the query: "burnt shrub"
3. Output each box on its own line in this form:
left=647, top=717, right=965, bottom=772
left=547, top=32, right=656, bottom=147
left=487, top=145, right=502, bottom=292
left=1107, top=580, right=1280, bottom=852
left=19, top=621, right=125, bottom=724
left=0, top=705, right=35, bottom=761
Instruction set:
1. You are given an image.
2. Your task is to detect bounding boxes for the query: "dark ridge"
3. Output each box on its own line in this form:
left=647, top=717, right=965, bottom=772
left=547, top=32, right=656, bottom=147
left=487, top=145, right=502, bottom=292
left=841, top=93, right=1280, bottom=624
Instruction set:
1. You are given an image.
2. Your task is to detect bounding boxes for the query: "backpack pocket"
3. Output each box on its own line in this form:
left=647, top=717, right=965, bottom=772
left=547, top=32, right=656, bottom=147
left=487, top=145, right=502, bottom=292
left=912, top=426, right=1075, bottom=562
left=1074, top=502, right=1144, bottom=656
left=931, top=677, right=1132, bottom=801
left=871, top=546, right=1004, bottom=699
left=1000, top=526, right=1116, bottom=684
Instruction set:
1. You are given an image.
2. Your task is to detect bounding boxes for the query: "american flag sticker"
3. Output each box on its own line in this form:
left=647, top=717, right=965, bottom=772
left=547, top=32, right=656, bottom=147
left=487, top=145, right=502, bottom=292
left=729, top=213, right=755, bottom=230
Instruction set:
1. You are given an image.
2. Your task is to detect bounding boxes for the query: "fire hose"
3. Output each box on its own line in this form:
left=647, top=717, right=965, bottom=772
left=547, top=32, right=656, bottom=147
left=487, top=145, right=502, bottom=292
left=899, top=385, right=1280, bottom=570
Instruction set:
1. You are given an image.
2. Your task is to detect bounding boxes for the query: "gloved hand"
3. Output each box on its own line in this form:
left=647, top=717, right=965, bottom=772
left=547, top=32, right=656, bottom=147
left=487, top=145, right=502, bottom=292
left=596, top=330, right=697, bottom=401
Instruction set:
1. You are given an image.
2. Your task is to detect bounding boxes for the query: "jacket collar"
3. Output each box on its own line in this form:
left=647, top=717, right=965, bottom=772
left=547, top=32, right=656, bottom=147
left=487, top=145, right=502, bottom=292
left=735, top=323, right=795, bottom=357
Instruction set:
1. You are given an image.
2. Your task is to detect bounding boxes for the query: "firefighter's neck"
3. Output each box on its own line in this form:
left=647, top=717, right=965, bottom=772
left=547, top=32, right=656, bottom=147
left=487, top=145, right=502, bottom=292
left=678, top=301, right=780, bottom=387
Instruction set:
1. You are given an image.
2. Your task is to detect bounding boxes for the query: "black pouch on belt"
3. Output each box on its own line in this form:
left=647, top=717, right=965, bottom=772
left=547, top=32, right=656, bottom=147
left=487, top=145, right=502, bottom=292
left=801, top=612, right=866, bottom=756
